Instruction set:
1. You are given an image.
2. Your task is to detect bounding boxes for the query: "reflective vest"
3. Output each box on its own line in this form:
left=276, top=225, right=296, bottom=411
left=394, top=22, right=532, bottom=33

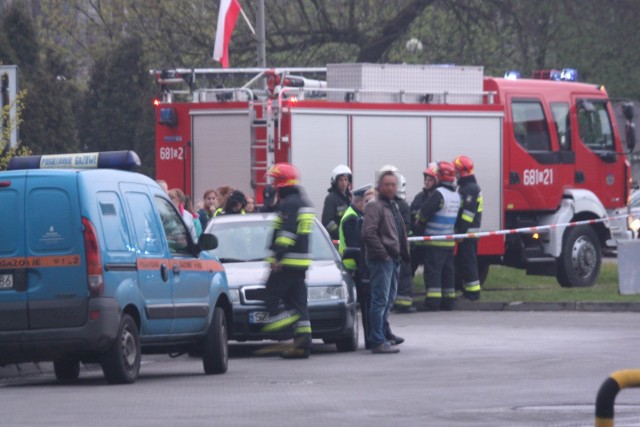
left=338, top=206, right=360, bottom=271
left=425, top=187, right=460, bottom=247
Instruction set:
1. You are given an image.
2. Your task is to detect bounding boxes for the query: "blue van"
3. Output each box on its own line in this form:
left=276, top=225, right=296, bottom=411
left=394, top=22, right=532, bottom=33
left=0, top=151, right=232, bottom=384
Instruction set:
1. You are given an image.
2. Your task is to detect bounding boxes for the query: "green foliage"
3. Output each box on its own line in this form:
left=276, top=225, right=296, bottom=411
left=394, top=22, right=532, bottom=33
left=0, top=145, right=31, bottom=171
left=79, top=36, right=156, bottom=176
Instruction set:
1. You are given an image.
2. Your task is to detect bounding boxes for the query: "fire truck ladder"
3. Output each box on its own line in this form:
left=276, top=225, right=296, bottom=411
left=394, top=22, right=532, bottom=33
left=250, top=99, right=275, bottom=188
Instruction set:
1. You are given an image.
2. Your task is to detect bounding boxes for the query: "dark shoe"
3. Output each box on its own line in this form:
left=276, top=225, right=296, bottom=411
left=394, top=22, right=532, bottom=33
left=440, top=299, right=455, bottom=311
left=462, top=291, right=480, bottom=301
left=386, top=334, right=404, bottom=346
left=280, top=347, right=310, bottom=359
left=423, top=299, right=440, bottom=311
left=371, top=342, right=400, bottom=354
left=365, top=341, right=373, bottom=350
left=394, top=306, right=417, bottom=314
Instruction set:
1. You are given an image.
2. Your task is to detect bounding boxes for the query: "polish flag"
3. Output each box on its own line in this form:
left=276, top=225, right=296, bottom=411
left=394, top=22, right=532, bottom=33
left=213, top=0, right=242, bottom=68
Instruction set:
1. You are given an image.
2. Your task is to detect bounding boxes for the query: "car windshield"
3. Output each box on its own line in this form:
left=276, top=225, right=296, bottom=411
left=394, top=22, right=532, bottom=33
left=207, top=219, right=336, bottom=262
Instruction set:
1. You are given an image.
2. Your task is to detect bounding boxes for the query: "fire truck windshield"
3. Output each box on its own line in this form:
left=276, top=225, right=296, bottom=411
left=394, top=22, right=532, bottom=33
left=577, top=99, right=615, bottom=151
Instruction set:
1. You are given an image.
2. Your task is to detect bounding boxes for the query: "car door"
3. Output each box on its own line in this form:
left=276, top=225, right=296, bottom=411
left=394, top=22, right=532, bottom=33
left=121, top=183, right=173, bottom=336
left=25, top=173, right=87, bottom=329
left=0, top=173, right=28, bottom=331
left=153, top=195, right=212, bottom=335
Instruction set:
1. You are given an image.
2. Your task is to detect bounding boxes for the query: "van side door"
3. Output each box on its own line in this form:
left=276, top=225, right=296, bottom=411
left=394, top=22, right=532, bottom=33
left=121, top=183, right=173, bottom=336
left=0, top=173, right=28, bottom=331
left=153, top=196, right=212, bottom=335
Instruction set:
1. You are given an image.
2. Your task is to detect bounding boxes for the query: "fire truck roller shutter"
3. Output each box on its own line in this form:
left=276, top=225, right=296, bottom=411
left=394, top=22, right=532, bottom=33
left=351, top=114, right=427, bottom=205
left=289, top=113, right=349, bottom=212
left=191, top=111, right=252, bottom=206
left=430, top=114, right=503, bottom=234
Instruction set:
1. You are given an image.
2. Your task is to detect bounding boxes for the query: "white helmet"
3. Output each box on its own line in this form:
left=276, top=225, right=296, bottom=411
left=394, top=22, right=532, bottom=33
left=396, top=174, right=407, bottom=200
left=331, top=164, right=352, bottom=184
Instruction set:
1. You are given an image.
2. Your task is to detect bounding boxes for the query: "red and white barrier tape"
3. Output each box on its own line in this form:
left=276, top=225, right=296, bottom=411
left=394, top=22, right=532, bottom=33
left=407, top=212, right=635, bottom=242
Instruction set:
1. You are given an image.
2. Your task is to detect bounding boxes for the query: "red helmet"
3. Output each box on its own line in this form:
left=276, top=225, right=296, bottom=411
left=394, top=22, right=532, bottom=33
left=266, top=163, right=300, bottom=188
left=453, top=155, right=474, bottom=177
left=423, top=162, right=438, bottom=180
left=437, top=161, right=456, bottom=182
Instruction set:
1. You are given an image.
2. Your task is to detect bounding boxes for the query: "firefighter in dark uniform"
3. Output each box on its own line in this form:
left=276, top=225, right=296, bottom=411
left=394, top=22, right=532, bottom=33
left=413, top=161, right=461, bottom=311
left=261, top=163, right=315, bottom=359
left=338, top=184, right=373, bottom=349
left=394, top=173, right=417, bottom=313
left=322, top=164, right=352, bottom=240
left=453, top=155, right=483, bottom=300
left=410, top=163, right=439, bottom=276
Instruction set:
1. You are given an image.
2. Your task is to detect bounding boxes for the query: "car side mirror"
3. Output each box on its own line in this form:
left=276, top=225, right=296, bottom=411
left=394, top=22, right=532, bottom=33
left=623, top=102, right=636, bottom=153
left=342, top=247, right=361, bottom=266
left=198, top=233, right=218, bottom=251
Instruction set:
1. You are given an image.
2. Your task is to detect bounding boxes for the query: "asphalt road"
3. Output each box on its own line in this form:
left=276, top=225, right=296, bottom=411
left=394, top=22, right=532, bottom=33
left=2, top=311, right=640, bottom=427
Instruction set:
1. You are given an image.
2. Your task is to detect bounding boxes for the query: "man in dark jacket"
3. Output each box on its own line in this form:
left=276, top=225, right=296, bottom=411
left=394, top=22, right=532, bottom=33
left=453, top=155, right=483, bottom=300
left=409, top=163, right=439, bottom=276
left=363, top=169, right=410, bottom=354
left=322, top=164, right=352, bottom=240
left=261, top=163, right=315, bottom=359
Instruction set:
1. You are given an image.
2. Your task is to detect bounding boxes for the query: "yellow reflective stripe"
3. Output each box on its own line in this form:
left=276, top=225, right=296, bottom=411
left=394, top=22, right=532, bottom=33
left=295, top=326, right=312, bottom=334
left=461, top=213, right=474, bottom=223
left=444, top=292, right=456, bottom=298
left=261, top=313, right=301, bottom=332
left=275, top=236, right=296, bottom=247
left=426, top=291, right=442, bottom=298
left=464, top=282, right=481, bottom=292
left=343, top=259, right=357, bottom=270
left=280, top=258, right=312, bottom=267
left=477, top=195, right=484, bottom=212
left=394, top=298, right=413, bottom=307
left=298, top=213, right=315, bottom=220
left=425, top=241, right=455, bottom=247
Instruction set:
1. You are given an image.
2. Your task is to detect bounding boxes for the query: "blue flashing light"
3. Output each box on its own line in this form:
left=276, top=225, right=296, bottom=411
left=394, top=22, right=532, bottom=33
left=504, top=70, right=521, bottom=80
left=549, top=69, right=562, bottom=81
left=7, top=151, right=141, bottom=172
left=560, top=68, right=578, bottom=81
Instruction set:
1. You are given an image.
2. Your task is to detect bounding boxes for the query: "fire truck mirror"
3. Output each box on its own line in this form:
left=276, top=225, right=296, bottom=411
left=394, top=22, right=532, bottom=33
left=159, top=107, right=177, bottom=127
left=623, top=103, right=636, bottom=153
left=622, top=102, right=635, bottom=121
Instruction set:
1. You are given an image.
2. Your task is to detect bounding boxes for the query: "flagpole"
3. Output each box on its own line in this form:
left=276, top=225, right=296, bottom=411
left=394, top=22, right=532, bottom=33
left=256, top=0, right=266, bottom=68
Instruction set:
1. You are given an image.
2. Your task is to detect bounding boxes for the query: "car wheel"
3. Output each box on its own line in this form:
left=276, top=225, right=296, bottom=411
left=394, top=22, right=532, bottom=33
left=335, top=316, right=359, bottom=352
left=202, top=307, right=228, bottom=375
left=556, top=225, right=601, bottom=288
left=53, top=357, right=80, bottom=381
left=101, top=314, right=141, bottom=384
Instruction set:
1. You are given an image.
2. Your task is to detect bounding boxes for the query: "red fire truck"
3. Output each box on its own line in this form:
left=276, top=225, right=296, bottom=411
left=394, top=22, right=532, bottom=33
left=151, top=64, right=635, bottom=288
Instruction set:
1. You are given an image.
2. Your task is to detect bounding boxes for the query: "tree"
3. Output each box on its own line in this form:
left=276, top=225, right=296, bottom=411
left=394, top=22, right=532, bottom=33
left=79, top=35, right=156, bottom=176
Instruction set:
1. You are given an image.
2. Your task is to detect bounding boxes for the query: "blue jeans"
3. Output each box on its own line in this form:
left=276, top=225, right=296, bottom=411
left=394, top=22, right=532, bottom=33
left=367, top=259, right=399, bottom=346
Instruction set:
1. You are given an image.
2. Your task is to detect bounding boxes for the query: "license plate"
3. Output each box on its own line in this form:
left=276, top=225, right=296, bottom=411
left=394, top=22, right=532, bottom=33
left=0, top=274, right=13, bottom=289
left=249, top=311, right=270, bottom=324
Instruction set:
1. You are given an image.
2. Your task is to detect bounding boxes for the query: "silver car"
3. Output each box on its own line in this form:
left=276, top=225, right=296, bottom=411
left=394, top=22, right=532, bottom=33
left=204, top=213, right=359, bottom=352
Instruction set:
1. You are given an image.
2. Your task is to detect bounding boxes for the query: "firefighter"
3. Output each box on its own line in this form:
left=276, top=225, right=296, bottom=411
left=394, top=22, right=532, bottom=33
left=394, top=173, right=417, bottom=313
left=453, top=155, right=483, bottom=300
left=338, top=184, right=373, bottom=348
left=322, top=164, right=352, bottom=240
left=413, top=161, right=461, bottom=311
left=409, top=163, right=439, bottom=276
left=261, top=163, right=315, bottom=359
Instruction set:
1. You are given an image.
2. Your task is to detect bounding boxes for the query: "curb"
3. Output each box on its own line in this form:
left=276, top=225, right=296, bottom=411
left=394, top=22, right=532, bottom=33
left=0, top=362, right=53, bottom=380
left=412, top=300, right=640, bottom=312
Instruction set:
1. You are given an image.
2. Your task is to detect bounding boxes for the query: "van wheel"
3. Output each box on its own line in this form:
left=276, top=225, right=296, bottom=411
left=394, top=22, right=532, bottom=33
left=101, top=314, right=141, bottom=384
left=336, top=317, right=359, bottom=352
left=54, top=357, right=80, bottom=381
left=202, top=307, right=228, bottom=375
left=556, top=225, right=601, bottom=288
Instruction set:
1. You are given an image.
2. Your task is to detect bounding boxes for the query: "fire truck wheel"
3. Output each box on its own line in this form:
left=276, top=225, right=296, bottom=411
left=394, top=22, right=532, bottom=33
left=556, top=225, right=601, bottom=287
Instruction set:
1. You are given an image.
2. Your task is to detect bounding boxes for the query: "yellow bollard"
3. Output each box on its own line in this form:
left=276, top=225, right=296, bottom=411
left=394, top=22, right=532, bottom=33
left=595, top=369, right=640, bottom=427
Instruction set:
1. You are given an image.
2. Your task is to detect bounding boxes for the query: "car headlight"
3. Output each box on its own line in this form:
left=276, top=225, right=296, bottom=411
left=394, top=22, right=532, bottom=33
left=307, top=282, right=348, bottom=301
left=630, top=218, right=640, bottom=233
left=228, top=289, right=240, bottom=303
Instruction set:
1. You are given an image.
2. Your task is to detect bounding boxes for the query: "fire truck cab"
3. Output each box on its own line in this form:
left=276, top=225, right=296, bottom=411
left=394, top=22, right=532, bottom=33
left=152, top=64, right=634, bottom=288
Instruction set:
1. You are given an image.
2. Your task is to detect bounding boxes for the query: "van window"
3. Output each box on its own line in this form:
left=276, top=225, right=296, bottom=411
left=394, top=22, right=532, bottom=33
left=511, top=100, right=551, bottom=151
left=28, top=189, right=74, bottom=253
left=125, top=192, right=163, bottom=255
left=97, top=192, right=132, bottom=253
left=154, top=196, right=191, bottom=256
left=577, top=99, right=614, bottom=151
left=550, top=102, right=571, bottom=151
left=0, top=190, right=19, bottom=254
